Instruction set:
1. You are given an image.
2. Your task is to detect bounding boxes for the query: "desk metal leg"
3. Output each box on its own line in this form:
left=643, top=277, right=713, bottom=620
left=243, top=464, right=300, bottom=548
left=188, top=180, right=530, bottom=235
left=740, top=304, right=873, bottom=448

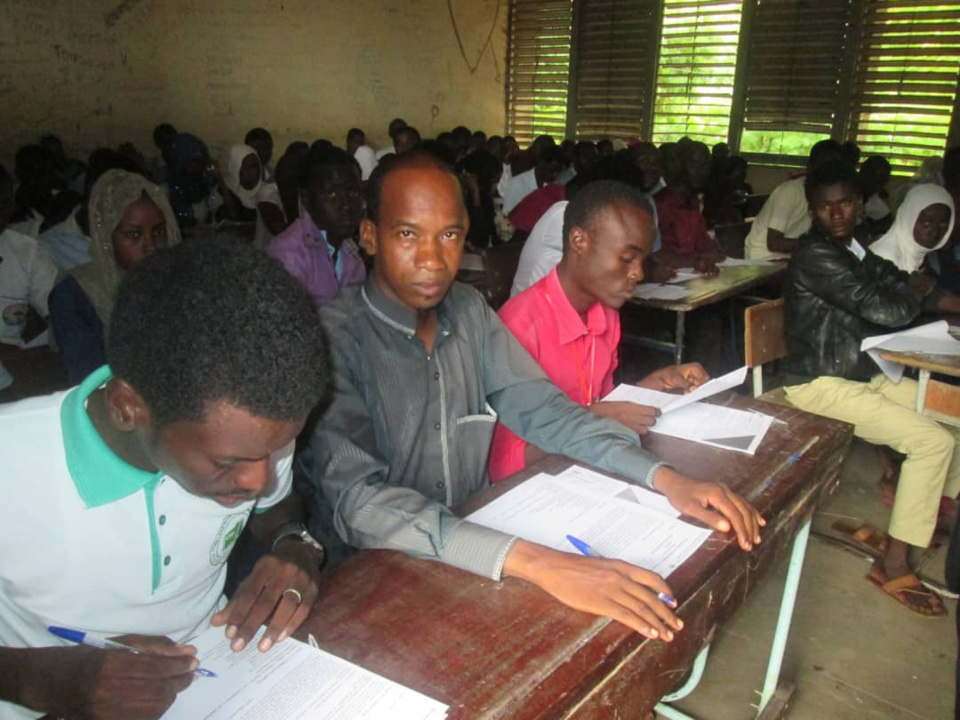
left=916, top=369, right=930, bottom=413
left=675, top=311, right=686, bottom=365
left=755, top=517, right=812, bottom=715
left=652, top=518, right=813, bottom=719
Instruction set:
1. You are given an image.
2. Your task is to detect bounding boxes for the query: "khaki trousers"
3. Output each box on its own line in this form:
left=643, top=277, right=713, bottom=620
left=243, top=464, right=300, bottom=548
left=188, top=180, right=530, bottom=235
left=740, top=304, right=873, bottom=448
left=785, top=375, right=960, bottom=548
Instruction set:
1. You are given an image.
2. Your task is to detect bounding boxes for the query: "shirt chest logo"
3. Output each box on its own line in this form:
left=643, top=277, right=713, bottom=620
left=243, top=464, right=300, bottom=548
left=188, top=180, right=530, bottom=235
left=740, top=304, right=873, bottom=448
left=209, top=513, right=247, bottom=566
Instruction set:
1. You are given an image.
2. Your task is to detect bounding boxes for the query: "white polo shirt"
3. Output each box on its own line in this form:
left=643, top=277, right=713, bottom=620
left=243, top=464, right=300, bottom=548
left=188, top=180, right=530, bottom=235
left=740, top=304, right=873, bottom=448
left=0, top=366, right=293, bottom=720
left=744, top=176, right=811, bottom=260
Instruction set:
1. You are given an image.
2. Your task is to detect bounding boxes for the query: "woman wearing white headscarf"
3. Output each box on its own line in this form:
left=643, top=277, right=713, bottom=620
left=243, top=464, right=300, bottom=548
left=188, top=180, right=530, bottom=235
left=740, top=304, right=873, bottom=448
left=48, top=169, right=180, bottom=384
left=871, top=183, right=954, bottom=273
left=218, top=144, right=286, bottom=249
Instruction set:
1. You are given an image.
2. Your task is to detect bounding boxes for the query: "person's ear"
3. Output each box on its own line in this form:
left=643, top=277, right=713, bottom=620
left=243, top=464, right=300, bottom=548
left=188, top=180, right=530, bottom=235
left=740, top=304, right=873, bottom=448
left=569, top=226, right=590, bottom=257
left=104, top=379, right=151, bottom=433
left=359, top=218, right=378, bottom=256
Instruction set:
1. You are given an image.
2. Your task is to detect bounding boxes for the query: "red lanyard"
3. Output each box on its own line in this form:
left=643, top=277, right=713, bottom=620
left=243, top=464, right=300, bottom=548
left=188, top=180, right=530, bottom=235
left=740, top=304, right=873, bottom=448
left=541, top=287, right=597, bottom=405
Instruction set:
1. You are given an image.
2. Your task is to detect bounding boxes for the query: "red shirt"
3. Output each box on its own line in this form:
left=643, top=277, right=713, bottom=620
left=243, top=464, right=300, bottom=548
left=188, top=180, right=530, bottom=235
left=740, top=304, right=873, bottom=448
left=508, top=184, right=567, bottom=233
left=488, top=267, right=620, bottom=482
left=655, top=187, right=714, bottom=257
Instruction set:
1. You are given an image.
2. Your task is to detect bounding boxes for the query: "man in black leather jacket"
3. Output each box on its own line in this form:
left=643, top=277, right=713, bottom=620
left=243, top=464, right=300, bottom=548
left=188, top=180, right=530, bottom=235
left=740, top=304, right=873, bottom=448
left=783, top=159, right=958, bottom=618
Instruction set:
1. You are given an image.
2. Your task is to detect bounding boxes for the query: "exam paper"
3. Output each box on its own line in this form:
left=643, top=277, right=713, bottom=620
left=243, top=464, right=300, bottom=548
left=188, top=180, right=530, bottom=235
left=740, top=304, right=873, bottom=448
left=650, top=402, right=774, bottom=455
left=663, top=269, right=701, bottom=284
left=716, top=257, right=777, bottom=267
left=554, top=465, right=679, bottom=517
left=604, top=366, right=748, bottom=414
left=633, top=284, right=695, bottom=301
left=163, top=626, right=448, bottom=720
left=861, top=320, right=960, bottom=382
left=466, top=473, right=710, bottom=578
left=459, top=253, right=485, bottom=272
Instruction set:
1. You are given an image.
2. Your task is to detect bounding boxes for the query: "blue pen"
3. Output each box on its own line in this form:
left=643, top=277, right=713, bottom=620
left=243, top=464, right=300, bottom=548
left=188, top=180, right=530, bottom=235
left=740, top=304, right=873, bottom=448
left=48, top=626, right=217, bottom=678
left=565, top=534, right=678, bottom=608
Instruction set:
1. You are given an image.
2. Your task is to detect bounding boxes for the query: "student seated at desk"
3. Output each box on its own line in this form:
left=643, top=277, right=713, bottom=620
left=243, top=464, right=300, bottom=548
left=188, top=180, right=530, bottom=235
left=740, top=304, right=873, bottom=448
left=0, top=240, right=328, bottom=720
left=489, top=180, right=715, bottom=482
left=655, top=140, right=724, bottom=275
left=308, top=152, right=763, bottom=642
left=744, top=139, right=840, bottom=260
left=267, top=146, right=366, bottom=308
left=245, top=127, right=275, bottom=183
left=870, top=184, right=960, bottom=313
left=783, top=160, right=960, bottom=617
left=49, top=170, right=179, bottom=385
left=218, top=144, right=286, bottom=249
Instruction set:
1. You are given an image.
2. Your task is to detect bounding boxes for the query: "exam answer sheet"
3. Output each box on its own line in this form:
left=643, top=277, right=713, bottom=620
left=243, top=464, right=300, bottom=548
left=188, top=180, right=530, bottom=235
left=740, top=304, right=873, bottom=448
left=163, top=626, right=448, bottom=720
left=467, top=467, right=711, bottom=578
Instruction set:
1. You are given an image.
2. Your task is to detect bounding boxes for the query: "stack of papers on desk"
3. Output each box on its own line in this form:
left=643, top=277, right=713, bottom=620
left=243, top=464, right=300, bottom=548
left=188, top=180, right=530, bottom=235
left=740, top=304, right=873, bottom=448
left=861, top=320, right=960, bottom=382
left=633, top=284, right=695, bottom=301
left=663, top=269, right=701, bottom=284
left=466, top=465, right=711, bottom=578
left=163, top=626, right=448, bottom=720
left=603, top=367, right=773, bottom=455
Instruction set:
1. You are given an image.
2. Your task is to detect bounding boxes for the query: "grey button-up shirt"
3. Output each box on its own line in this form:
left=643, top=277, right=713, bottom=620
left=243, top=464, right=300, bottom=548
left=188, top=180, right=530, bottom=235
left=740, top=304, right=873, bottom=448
left=310, top=275, right=663, bottom=579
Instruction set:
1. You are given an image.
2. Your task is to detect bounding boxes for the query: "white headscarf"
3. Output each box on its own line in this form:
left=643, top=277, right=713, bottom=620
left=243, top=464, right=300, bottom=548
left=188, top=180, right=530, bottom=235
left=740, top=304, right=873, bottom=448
left=223, top=144, right=262, bottom=209
left=870, top=183, right=955, bottom=273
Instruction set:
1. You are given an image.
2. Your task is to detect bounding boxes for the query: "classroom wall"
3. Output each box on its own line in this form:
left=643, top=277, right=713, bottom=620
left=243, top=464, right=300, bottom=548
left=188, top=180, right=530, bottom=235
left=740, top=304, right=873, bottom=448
left=0, top=0, right=508, bottom=168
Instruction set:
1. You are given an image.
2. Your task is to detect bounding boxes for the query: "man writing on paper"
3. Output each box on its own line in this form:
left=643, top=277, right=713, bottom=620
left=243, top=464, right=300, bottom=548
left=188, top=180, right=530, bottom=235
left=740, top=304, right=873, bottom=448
left=488, top=180, right=713, bottom=482
left=308, top=152, right=763, bottom=646
left=0, top=241, right=329, bottom=720
left=783, top=160, right=960, bottom=617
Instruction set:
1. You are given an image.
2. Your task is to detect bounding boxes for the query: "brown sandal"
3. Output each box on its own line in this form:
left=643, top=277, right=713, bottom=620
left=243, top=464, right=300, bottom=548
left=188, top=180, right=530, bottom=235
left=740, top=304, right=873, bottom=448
left=866, top=561, right=946, bottom=618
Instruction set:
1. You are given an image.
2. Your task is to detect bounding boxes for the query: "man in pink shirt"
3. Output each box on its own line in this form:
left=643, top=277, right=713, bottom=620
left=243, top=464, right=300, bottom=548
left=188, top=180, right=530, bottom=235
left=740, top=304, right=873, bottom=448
left=489, top=180, right=709, bottom=482
left=268, top=146, right=366, bottom=308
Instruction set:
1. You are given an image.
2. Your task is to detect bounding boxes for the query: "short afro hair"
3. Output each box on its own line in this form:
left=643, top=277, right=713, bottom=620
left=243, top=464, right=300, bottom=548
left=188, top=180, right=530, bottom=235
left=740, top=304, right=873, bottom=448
left=299, top=145, right=359, bottom=190
left=365, top=150, right=458, bottom=224
left=107, top=239, right=329, bottom=427
left=562, top=180, right=653, bottom=250
left=804, top=158, right=860, bottom=203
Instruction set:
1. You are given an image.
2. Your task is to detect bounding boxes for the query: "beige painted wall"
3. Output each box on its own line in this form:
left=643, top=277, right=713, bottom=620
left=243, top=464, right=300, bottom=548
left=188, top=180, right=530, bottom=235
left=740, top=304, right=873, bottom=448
left=0, top=0, right=507, bottom=169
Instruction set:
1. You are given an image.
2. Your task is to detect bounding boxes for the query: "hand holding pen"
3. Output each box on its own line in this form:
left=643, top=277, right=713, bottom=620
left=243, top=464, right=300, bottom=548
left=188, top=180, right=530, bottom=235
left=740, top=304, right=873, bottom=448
left=16, top=629, right=206, bottom=720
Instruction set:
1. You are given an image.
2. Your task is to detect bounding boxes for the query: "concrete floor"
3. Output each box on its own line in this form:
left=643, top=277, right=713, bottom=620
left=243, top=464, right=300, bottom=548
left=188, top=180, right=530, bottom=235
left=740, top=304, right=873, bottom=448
left=667, top=440, right=957, bottom=720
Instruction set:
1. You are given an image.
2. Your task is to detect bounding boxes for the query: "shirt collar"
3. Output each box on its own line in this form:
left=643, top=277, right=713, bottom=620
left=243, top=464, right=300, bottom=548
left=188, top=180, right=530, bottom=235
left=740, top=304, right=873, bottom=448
left=543, top=267, right=608, bottom=345
left=60, top=365, right=163, bottom=508
left=361, top=273, right=454, bottom=340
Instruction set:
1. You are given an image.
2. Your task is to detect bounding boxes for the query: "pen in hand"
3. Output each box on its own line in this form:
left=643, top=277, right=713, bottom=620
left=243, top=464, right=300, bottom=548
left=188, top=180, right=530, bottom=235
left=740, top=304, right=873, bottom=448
left=48, top=626, right=217, bottom=678
left=565, top=534, right=678, bottom=608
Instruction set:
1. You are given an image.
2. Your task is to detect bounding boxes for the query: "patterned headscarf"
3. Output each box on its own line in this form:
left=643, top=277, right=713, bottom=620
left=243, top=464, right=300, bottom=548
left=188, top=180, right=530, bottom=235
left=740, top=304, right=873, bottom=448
left=70, top=170, right=181, bottom=327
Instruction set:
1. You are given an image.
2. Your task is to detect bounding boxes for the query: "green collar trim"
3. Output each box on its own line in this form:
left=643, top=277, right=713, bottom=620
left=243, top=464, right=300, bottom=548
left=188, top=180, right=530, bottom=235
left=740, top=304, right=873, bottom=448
left=60, top=365, right=163, bottom=508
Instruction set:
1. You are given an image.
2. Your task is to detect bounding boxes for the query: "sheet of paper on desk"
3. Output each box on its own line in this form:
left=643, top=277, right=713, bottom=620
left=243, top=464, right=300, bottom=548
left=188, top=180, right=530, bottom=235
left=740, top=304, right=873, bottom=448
left=459, top=253, right=485, bottom=272
left=633, top=284, right=695, bottom=301
left=650, top=402, right=773, bottom=455
left=716, top=257, right=777, bottom=267
left=162, top=626, right=449, bottom=720
left=663, top=269, right=701, bottom=284
left=466, top=473, right=711, bottom=578
left=861, top=320, right=960, bottom=381
left=553, top=464, right=679, bottom=517
left=604, top=366, right=748, bottom=414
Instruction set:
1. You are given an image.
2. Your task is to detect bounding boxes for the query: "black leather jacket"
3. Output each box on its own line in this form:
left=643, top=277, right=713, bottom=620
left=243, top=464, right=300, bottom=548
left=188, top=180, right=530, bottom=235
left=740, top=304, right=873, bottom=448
left=784, top=226, right=937, bottom=382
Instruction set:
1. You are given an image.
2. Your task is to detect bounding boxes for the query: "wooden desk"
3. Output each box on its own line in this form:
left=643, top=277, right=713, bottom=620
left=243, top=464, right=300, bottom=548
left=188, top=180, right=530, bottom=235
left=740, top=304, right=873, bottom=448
left=879, top=348, right=960, bottom=424
left=628, top=264, right=784, bottom=364
left=301, top=395, right=852, bottom=719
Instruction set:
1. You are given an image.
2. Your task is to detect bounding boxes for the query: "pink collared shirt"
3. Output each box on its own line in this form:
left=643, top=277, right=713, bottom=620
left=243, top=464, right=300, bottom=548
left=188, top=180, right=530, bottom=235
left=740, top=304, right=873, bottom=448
left=488, top=266, right=620, bottom=482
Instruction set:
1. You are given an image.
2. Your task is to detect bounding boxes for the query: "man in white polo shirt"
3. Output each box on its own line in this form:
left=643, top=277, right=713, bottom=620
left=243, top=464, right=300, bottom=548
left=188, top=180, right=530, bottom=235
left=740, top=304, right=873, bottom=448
left=0, top=240, right=330, bottom=720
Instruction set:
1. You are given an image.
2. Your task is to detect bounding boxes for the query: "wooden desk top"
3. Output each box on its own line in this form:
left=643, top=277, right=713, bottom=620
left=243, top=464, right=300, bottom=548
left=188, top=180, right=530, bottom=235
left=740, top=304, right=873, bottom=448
left=879, top=349, right=960, bottom=377
left=301, top=395, right=852, bottom=719
left=630, top=263, right=784, bottom=312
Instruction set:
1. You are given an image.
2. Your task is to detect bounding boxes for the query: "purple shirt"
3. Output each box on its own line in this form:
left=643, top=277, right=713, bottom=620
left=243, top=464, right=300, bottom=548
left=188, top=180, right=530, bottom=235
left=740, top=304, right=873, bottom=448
left=267, top=214, right=366, bottom=308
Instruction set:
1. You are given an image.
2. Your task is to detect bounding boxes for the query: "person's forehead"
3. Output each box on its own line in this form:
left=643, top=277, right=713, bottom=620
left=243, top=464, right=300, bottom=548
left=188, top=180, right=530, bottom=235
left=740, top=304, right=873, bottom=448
left=591, top=202, right=653, bottom=243
left=380, top=166, right=462, bottom=213
left=814, top=182, right=857, bottom=200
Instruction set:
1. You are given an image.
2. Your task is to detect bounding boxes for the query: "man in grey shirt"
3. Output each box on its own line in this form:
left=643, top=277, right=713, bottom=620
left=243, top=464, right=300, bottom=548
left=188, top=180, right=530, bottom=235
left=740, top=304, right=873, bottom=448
left=308, top=152, right=762, bottom=642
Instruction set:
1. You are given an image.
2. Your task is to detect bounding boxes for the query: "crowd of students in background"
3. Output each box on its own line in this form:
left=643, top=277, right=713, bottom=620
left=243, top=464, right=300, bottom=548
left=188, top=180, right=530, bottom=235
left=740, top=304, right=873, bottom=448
left=4, top=112, right=960, bottom=717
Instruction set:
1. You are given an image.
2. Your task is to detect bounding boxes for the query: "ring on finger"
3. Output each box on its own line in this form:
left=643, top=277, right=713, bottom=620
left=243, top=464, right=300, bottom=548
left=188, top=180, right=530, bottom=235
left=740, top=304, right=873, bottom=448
left=282, top=588, right=302, bottom=604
